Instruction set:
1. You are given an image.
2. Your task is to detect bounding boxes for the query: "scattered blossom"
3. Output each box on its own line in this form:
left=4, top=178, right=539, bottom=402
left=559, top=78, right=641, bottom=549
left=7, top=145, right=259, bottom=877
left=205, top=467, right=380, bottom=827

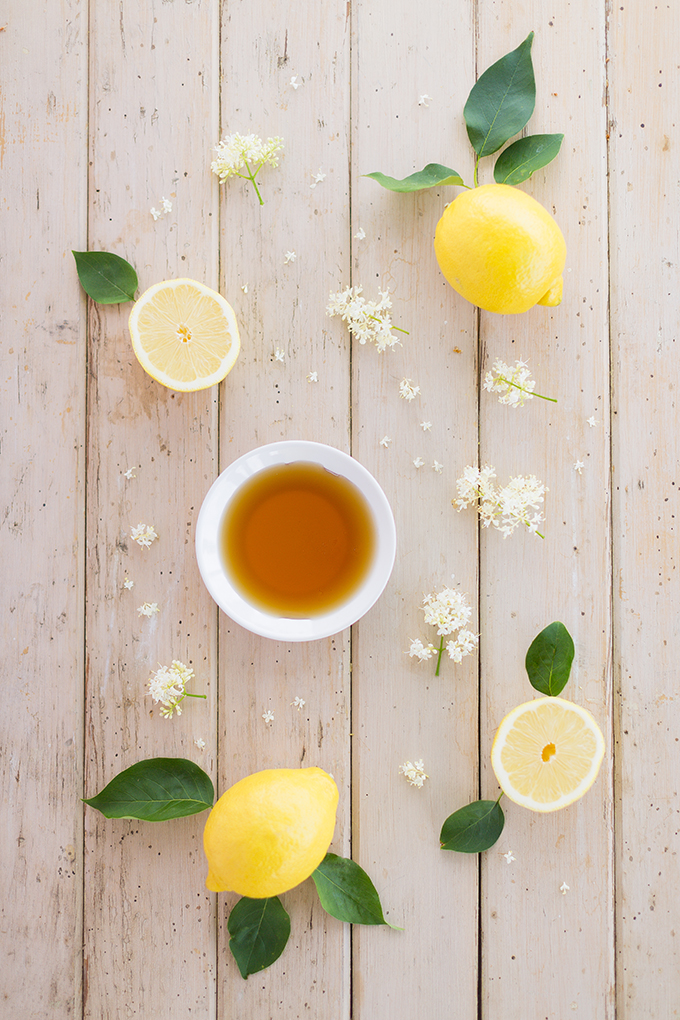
left=123, top=466, right=137, bottom=479
left=454, top=464, right=547, bottom=538
left=194, top=737, right=206, bottom=750
left=418, top=94, right=433, bottom=106
left=413, top=456, right=425, bottom=468
left=560, top=881, right=570, bottom=895
left=420, top=421, right=432, bottom=431
left=123, top=578, right=134, bottom=591
left=273, top=347, right=286, bottom=362
left=354, top=227, right=366, bottom=240
left=399, top=760, right=429, bottom=788
left=483, top=358, right=537, bottom=407
left=432, top=460, right=443, bottom=474
left=150, top=207, right=161, bottom=221
left=241, top=283, right=249, bottom=293
left=147, top=661, right=203, bottom=720
left=161, top=196, right=172, bottom=213
left=409, top=579, right=479, bottom=676
left=399, top=378, right=420, bottom=401
left=408, top=638, right=436, bottom=661
left=283, top=250, right=297, bottom=264
left=137, top=601, right=160, bottom=618
left=289, top=75, right=302, bottom=89
left=210, top=133, right=284, bottom=204
left=262, top=710, right=275, bottom=725
left=310, top=169, right=326, bottom=188
left=291, top=696, right=306, bottom=711
left=307, top=371, right=318, bottom=383
left=379, top=435, right=392, bottom=448
left=503, top=850, right=516, bottom=864
left=574, top=460, right=584, bottom=474
left=326, top=285, right=405, bottom=352
left=587, top=416, right=599, bottom=428
left=130, top=523, right=158, bottom=549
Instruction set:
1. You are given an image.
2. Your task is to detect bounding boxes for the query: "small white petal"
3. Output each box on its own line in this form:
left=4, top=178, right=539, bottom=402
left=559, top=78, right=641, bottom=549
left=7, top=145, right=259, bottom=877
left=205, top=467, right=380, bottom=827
left=241, top=283, right=249, bottom=293
left=379, top=435, right=392, bottom=448
left=283, top=250, right=297, bottom=264
left=560, top=881, right=570, bottom=895
left=354, top=227, right=366, bottom=240
left=194, top=737, right=206, bottom=750
left=573, top=460, right=584, bottom=474
left=307, top=371, right=318, bottom=383
left=413, top=456, right=425, bottom=468
left=150, top=207, right=161, bottom=220
left=420, top=421, right=433, bottom=431
left=418, top=94, right=433, bottom=107
left=587, top=416, right=599, bottom=428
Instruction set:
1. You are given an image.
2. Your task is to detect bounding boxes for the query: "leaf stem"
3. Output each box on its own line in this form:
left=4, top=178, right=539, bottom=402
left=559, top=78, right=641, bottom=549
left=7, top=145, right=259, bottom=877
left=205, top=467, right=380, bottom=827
left=434, top=635, right=445, bottom=677
left=473, top=157, right=480, bottom=188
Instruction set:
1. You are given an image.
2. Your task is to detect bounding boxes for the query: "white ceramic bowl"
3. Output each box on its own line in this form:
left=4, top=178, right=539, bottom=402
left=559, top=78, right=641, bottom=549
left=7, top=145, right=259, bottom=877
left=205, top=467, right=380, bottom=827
left=195, top=440, right=396, bottom=641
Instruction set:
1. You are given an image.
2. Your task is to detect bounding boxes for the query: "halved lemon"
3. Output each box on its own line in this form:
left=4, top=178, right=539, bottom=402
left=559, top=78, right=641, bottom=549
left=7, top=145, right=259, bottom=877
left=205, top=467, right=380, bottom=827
left=491, top=696, right=605, bottom=813
left=128, top=278, right=240, bottom=391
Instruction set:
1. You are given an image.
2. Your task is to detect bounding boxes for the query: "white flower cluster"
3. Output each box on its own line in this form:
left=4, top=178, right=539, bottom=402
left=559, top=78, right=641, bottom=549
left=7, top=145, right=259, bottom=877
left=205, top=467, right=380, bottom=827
left=399, top=378, right=420, bottom=401
left=326, top=286, right=401, bottom=352
left=408, top=581, right=479, bottom=665
left=454, top=464, right=547, bottom=537
left=399, top=760, right=429, bottom=788
left=130, top=523, right=158, bottom=548
left=210, top=133, right=284, bottom=180
left=147, top=661, right=194, bottom=719
left=483, top=358, right=536, bottom=407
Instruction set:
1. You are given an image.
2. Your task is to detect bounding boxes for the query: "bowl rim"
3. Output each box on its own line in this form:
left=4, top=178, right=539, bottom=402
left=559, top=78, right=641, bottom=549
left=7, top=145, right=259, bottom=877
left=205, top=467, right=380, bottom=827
left=195, top=440, right=397, bottom=641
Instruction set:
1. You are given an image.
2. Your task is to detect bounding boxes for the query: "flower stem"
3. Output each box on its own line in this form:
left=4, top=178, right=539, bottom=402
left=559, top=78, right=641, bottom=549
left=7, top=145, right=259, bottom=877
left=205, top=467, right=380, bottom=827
left=434, top=635, right=445, bottom=677
left=498, top=376, right=557, bottom=402
left=184, top=692, right=207, bottom=700
left=243, top=159, right=264, bottom=205
left=366, top=314, right=409, bottom=335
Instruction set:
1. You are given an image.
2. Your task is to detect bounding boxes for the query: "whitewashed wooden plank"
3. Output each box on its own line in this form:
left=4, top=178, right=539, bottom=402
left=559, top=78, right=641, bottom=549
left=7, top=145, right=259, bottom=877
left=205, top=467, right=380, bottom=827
left=215, top=3, right=352, bottom=1017
left=475, top=7, right=614, bottom=1018
left=608, top=1, right=680, bottom=1015
left=351, top=4, right=480, bottom=1017
left=0, top=3, right=87, bottom=1016
left=84, top=2, right=219, bottom=1016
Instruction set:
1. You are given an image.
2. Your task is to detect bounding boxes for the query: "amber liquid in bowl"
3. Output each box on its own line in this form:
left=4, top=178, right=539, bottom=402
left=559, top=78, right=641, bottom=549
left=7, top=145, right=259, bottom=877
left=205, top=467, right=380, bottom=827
left=219, top=462, right=376, bottom=617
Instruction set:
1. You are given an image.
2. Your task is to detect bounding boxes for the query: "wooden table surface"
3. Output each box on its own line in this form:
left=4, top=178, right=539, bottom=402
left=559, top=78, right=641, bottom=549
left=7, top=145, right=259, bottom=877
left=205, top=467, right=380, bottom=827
left=3, top=1, right=679, bottom=1017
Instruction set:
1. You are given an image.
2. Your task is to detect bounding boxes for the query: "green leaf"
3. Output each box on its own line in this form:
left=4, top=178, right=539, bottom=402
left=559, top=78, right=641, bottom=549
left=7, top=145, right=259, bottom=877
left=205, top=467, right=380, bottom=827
left=364, top=163, right=465, bottom=193
left=525, top=621, right=575, bottom=697
left=72, top=250, right=138, bottom=303
left=83, top=757, right=214, bottom=821
left=440, top=799, right=505, bottom=853
left=464, top=32, right=536, bottom=159
left=493, top=133, right=564, bottom=185
left=227, top=897, right=291, bottom=979
left=311, top=853, right=391, bottom=926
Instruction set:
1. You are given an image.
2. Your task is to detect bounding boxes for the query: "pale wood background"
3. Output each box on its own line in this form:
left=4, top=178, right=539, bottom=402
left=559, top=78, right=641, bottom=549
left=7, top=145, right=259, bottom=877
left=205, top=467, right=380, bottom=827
left=2, top=0, right=678, bottom=1017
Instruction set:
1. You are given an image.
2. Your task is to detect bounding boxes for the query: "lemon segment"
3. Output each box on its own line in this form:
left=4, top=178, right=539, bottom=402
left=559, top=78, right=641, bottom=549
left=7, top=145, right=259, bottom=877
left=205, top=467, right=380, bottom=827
left=490, top=697, right=605, bottom=812
left=434, top=184, right=566, bottom=314
left=128, top=278, right=240, bottom=391
left=203, top=767, right=339, bottom=898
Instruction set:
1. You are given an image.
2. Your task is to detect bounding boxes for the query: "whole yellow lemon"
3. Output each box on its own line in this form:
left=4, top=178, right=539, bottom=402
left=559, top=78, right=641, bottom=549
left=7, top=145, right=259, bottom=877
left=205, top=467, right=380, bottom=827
left=203, top=766, right=339, bottom=898
left=434, top=184, right=566, bottom=314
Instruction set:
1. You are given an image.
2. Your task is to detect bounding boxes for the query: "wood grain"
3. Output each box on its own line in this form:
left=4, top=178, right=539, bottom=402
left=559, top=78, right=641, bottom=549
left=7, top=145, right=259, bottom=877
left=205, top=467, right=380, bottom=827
left=83, top=1, right=219, bottom=1016
left=6, top=0, right=680, bottom=1015
left=0, top=3, right=87, bottom=1016
left=216, top=2, right=353, bottom=1016
left=351, top=3, right=480, bottom=1016
left=609, top=1, right=680, bottom=1015
left=475, top=5, right=614, bottom=1017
